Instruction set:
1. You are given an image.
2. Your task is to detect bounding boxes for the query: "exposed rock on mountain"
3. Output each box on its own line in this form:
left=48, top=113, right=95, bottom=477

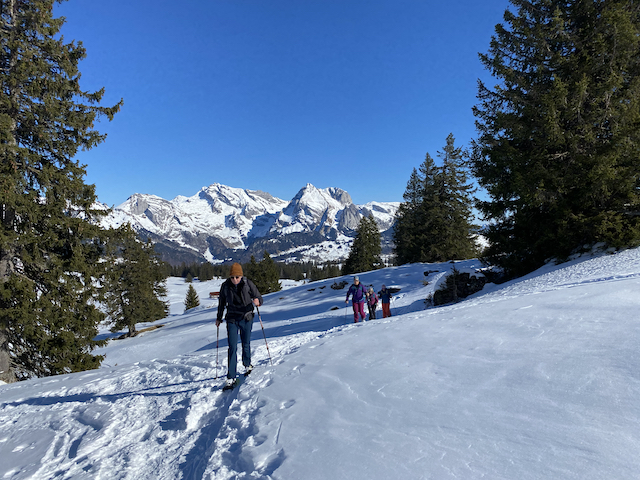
left=102, top=183, right=399, bottom=265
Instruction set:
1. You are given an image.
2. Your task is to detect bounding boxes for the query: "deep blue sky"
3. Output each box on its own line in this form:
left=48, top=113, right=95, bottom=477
left=55, top=0, right=510, bottom=207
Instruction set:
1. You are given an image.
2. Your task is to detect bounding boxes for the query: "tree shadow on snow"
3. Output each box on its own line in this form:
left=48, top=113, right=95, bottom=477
left=1, top=379, right=224, bottom=409
left=195, top=306, right=373, bottom=355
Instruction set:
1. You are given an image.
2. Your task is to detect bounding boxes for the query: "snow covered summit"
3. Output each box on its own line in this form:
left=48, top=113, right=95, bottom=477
left=103, top=183, right=399, bottom=265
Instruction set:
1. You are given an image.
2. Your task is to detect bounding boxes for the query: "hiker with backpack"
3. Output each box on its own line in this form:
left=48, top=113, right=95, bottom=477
left=216, top=263, right=263, bottom=389
left=366, top=286, right=379, bottom=319
left=378, top=284, right=393, bottom=318
left=345, top=276, right=368, bottom=323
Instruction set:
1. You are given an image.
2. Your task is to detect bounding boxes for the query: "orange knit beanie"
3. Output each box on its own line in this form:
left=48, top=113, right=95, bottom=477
left=229, top=263, right=243, bottom=277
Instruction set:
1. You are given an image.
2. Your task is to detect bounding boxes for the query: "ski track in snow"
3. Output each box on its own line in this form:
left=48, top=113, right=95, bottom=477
left=0, top=321, right=358, bottom=480
left=3, top=249, right=640, bottom=479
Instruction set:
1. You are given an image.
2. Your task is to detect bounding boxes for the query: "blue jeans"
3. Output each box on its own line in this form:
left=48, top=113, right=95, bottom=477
left=226, top=315, right=253, bottom=379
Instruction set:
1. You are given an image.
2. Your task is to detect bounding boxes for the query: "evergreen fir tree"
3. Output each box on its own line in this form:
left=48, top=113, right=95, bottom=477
left=258, top=251, right=281, bottom=294
left=184, top=284, right=200, bottom=312
left=198, top=262, right=215, bottom=282
left=472, top=0, right=640, bottom=277
left=393, top=169, right=418, bottom=265
left=244, top=255, right=260, bottom=285
left=0, top=1, right=121, bottom=381
left=245, top=251, right=281, bottom=294
left=393, top=156, right=438, bottom=264
left=307, top=261, right=342, bottom=281
left=103, top=226, right=169, bottom=338
left=343, top=215, right=382, bottom=274
left=394, top=135, right=477, bottom=264
left=432, top=134, right=477, bottom=261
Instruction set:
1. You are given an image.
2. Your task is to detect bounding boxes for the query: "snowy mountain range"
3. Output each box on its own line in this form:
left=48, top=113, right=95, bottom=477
left=102, top=183, right=400, bottom=265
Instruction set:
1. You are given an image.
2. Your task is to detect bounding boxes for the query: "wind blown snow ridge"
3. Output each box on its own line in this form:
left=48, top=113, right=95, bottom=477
left=474, top=247, right=640, bottom=302
left=2, top=250, right=640, bottom=479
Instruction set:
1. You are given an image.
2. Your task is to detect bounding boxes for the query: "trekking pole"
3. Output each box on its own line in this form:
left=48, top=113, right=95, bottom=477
left=256, top=307, right=273, bottom=366
left=215, top=324, right=219, bottom=379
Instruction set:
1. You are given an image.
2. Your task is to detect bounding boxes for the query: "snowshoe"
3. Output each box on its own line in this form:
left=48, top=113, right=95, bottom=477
left=222, top=378, right=239, bottom=391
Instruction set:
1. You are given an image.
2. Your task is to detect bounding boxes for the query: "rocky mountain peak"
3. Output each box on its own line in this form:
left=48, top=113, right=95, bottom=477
left=103, top=183, right=399, bottom=265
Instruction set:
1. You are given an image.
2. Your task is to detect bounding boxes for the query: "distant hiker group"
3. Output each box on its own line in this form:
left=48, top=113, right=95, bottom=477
left=345, top=276, right=393, bottom=322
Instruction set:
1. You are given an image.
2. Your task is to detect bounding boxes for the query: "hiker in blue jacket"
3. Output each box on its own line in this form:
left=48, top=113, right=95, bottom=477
left=345, top=276, right=368, bottom=323
left=378, top=284, right=393, bottom=318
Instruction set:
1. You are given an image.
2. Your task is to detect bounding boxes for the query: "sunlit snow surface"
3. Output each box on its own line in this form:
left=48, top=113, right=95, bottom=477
left=2, top=250, right=640, bottom=479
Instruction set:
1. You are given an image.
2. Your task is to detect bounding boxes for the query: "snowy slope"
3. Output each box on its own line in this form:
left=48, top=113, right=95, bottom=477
left=2, top=250, right=640, bottom=479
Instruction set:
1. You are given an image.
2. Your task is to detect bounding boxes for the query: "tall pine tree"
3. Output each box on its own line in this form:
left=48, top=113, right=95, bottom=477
left=244, top=251, right=281, bottom=294
left=472, top=0, right=640, bottom=277
left=435, top=134, right=477, bottom=261
left=103, top=226, right=169, bottom=338
left=394, top=153, right=443, bottom=264
left=0, top=0, right=121, bottom=381
left=343, top=215, right=382, bottom=275
left=244, top=255, right=260, bottom=285
left=257, top=251, right=281, bottom=294
left=394, top=135, right=477, bottom=264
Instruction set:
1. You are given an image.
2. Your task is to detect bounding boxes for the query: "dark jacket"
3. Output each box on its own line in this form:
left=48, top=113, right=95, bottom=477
left=378, top=289, right=392, bottom=304
left=217, top=277, right=263, bottom=322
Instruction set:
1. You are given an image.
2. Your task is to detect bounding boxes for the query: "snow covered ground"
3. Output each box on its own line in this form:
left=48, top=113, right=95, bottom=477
left=2, top=249, right=640, bottom=479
